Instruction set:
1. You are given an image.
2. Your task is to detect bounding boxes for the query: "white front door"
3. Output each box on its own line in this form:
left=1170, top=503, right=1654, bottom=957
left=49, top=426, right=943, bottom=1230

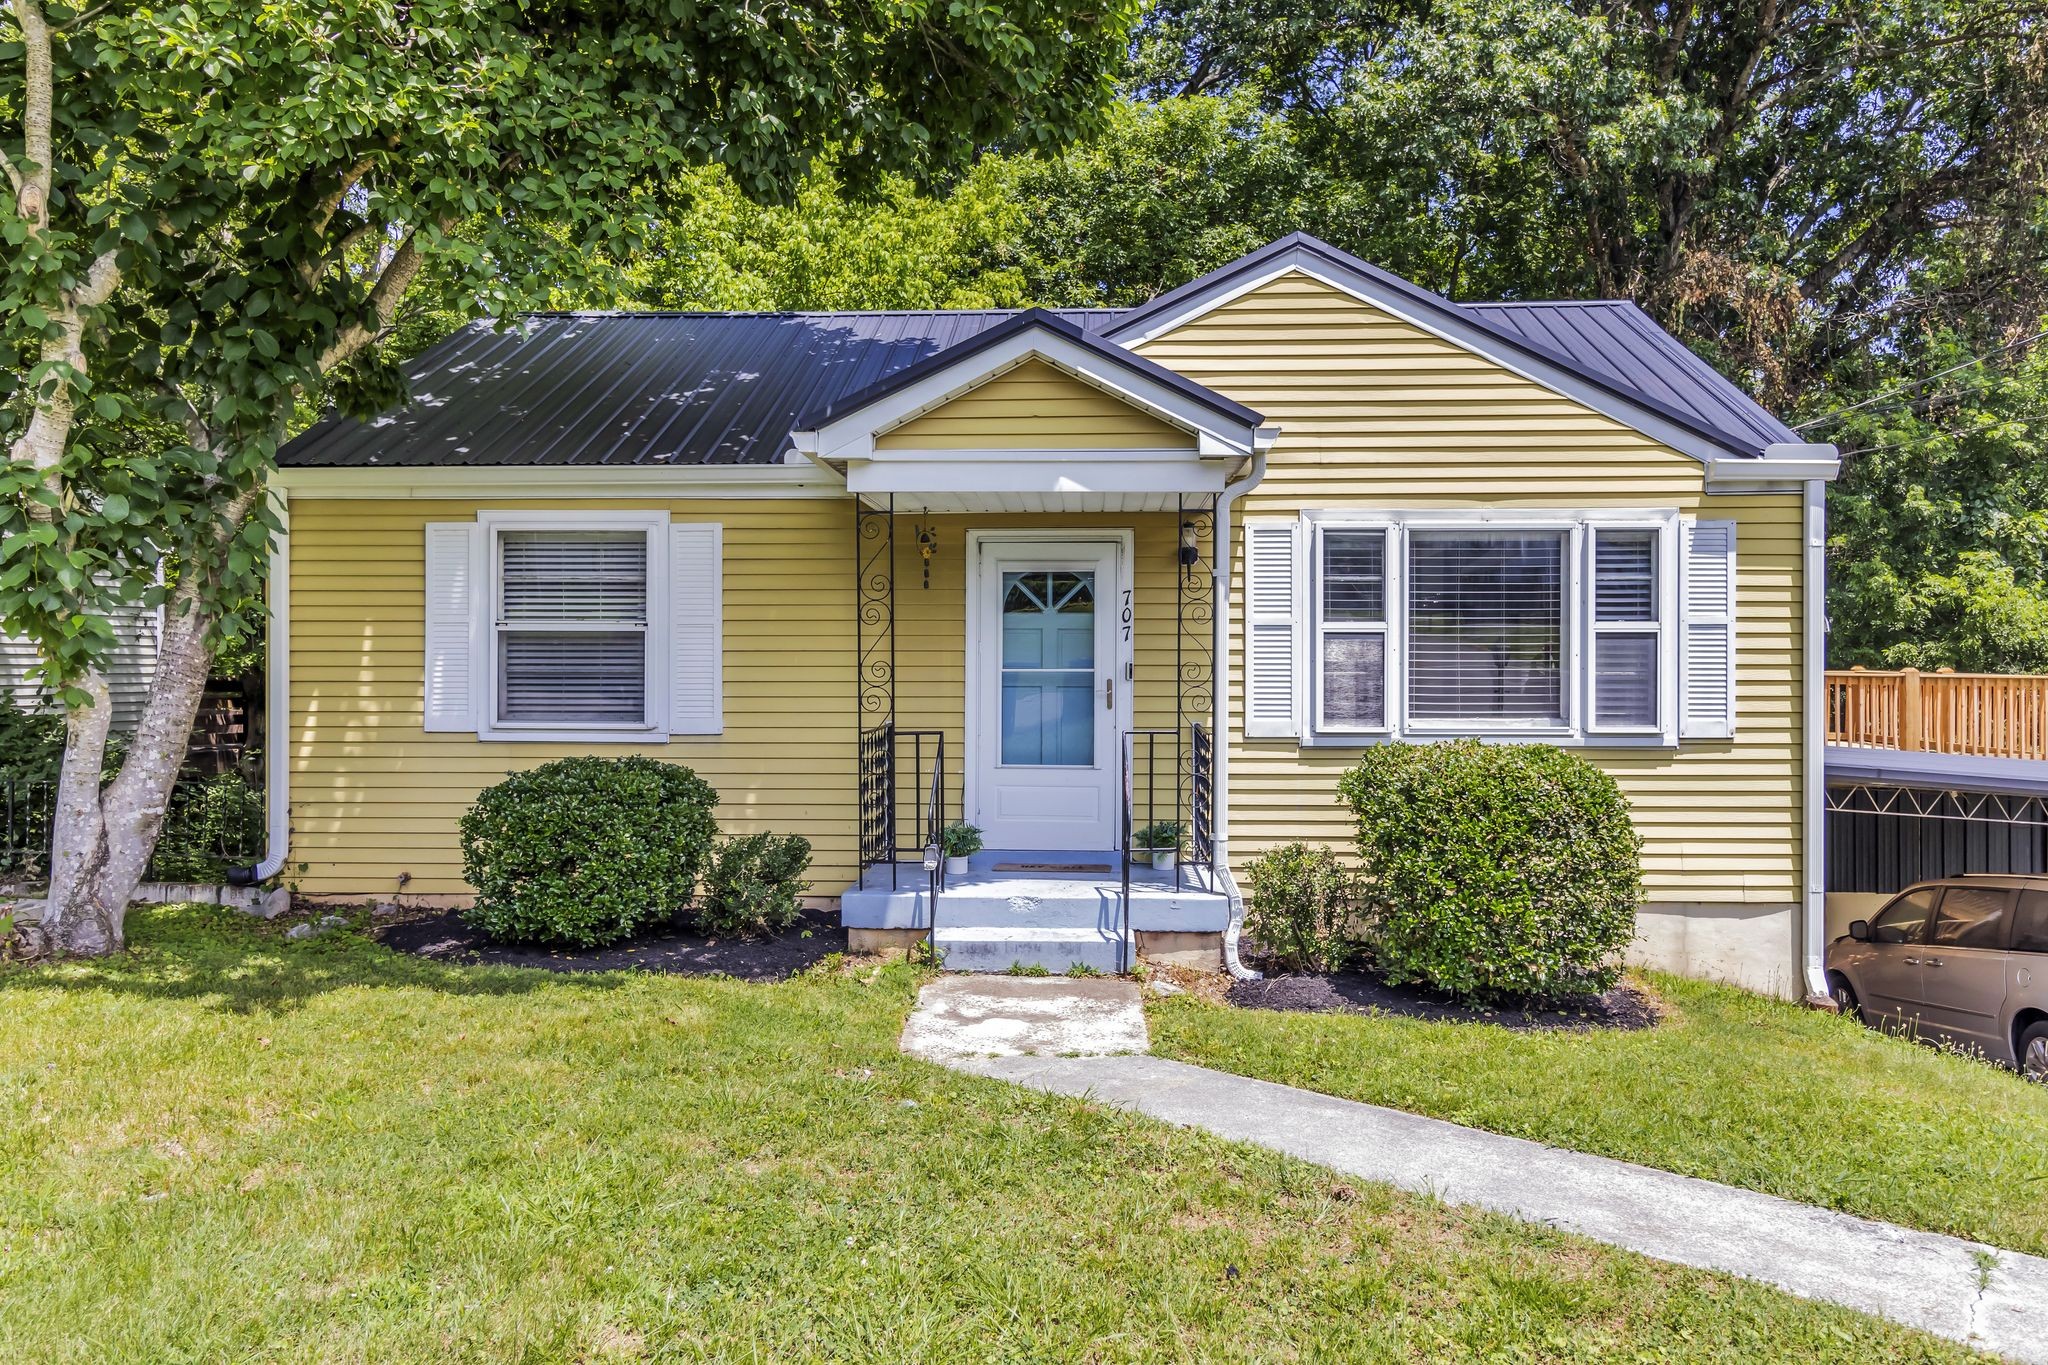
left=969, top=536, right=1125, bottom=850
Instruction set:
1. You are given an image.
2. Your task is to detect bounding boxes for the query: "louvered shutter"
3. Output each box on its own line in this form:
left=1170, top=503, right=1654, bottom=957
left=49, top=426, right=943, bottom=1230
left=1244, top=521, right=1301, bottom=738
left=669, top=523, right=723, bottom=736
left=423, top=522, right=480, bottom=732
left=1680, top=519, right=1737, bottom=739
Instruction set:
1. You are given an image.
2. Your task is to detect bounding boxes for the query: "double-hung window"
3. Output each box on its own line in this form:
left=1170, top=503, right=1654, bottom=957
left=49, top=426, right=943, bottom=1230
left=1314, top=529, right=1389, bottom=731
left=423, top=508, right=729, bottom=741
left=1292, top=512, right=1690, bottom=745
left=494, top=528, right=654, bottom=729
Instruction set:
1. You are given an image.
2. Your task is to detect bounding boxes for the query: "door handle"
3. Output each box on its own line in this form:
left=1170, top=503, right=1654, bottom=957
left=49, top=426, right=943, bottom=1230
left=1105, top=677, right=1114, bottom=710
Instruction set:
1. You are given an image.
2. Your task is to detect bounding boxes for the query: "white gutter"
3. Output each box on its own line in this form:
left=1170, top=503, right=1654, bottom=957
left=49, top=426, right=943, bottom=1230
left=1802, top=475, right=1829, bottom=999
left=1212, top=450, right=1268, bottom=981
left=232, top=492, right=290, bottom=885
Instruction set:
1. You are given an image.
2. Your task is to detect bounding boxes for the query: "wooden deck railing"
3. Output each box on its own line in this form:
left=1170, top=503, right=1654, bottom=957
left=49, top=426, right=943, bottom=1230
left=1827, top=668, right=2048, bottom=760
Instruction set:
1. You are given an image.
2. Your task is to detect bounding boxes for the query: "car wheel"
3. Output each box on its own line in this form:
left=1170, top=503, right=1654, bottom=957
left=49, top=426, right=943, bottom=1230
left=2022, top=1022, right=2048, bottom=1084
left=1829, top=975, right=1861, bottom=1021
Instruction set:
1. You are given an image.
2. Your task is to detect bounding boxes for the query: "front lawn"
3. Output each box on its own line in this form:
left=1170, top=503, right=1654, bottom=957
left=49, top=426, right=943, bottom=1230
left=0, top=907, right=1973, bottom=1362
left=1151, top=970, right=2048, bottom=1258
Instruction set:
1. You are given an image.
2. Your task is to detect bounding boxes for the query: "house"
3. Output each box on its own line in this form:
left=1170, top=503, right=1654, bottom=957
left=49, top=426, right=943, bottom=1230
left=264, top=234, right=1839, bottom=997
left=3, top=602, right=159, bottom=731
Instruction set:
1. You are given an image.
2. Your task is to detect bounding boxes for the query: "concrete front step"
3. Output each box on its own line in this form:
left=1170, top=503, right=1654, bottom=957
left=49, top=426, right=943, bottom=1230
left=840, top=850, right=1229, bottom=934
left=934, top=925, right=1128, bottom=975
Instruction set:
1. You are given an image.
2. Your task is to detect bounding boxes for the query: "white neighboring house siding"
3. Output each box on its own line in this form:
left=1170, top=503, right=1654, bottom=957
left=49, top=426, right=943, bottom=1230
left=1, top=600, right=160, bottom=730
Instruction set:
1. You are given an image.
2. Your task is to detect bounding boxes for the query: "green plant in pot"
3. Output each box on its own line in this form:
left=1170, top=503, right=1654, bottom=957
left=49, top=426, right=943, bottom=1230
left=939, top=821, right=983, bottom=876
left=1134, top=820, right=1185, bottom=870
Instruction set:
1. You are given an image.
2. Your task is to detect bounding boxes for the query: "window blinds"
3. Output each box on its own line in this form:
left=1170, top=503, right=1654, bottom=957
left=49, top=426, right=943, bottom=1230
left=497, top=530, right=648, bottom=725
left=1407, top=531, right=1564, bottom=722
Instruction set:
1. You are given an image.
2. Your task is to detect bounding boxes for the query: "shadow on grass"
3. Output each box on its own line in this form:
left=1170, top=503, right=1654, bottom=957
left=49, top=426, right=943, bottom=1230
left=0, top=902, right=632, bottom=1016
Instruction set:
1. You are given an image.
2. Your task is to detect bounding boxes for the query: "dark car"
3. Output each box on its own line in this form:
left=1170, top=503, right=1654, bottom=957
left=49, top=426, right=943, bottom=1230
left=1826, top=875, right=2048, bottom=1080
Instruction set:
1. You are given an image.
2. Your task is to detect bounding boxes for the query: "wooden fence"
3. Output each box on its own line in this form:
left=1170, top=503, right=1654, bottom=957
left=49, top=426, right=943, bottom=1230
left=1827, top=667, right=2048, bottom=760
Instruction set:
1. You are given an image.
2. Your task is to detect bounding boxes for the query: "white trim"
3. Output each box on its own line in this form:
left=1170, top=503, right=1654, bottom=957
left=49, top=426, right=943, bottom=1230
left=474, top=508, right=672, bottom=743
left=275, top=464, right=842, bottom=499
left=962, top=529, right=1134, bottom=850
left=1107, top=248, right=1757, bottom=467
left=1708, top=453, right=1840, bottom=490
left=1297, top=507, right=1682, bottom=748
left=802, top=328, right=1263, bottom=465
left=1803, top=478, right=1830, bottom=999
left=251, top=492, right=291, bottom=882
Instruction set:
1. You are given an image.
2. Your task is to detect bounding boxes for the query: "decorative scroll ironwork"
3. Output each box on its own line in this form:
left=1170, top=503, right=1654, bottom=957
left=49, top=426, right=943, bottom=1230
left=855, top=498, right=896, bottom=878
left=1175, top=493, right=1217, bottom=876
left=1827, top=782, right=2048, bottom=828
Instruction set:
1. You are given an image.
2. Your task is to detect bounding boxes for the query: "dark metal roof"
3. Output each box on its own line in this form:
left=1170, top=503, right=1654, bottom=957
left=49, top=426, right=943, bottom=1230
left=795, top=306, right=1264, bottom=433
left=280, top=309, right=1123, bottom=468
left=279, top=236, right=1802, bottom=470
left=1465, top=300, right=1800, bottom=452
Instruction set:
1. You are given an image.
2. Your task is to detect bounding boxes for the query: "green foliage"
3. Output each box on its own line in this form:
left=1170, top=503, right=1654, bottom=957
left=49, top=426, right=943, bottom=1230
left=1243, top=842, right=1363, bottom=974
left=1824, top=334, right=2048, bottom=671
left=1132, top=820, right=1184, bottom=852
left=1338, top=741, right=1643, bottom=1003
left=697, top=832, right=813, bottom=940
left=149, top=768, right=266, bottom=883
left=939, top=822, right=983, bottom=858
left=2, top=0, right=1142, bottom=697
left=458, top=757, right=718, bottom=948
left=0, top=701, right=65, bottom=782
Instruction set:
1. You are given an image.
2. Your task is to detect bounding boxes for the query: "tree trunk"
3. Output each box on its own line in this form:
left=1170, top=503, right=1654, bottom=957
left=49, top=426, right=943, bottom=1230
left=34, top=583, right=220, bottom=956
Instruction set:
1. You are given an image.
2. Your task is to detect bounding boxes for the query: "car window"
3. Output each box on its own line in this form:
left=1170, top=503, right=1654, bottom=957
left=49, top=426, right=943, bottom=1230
left=1870, top=888, right=1938, bottom=944
left=1930, top=886, right=2011, bottom=949
left=2016, top=890, right=2048, bottom=954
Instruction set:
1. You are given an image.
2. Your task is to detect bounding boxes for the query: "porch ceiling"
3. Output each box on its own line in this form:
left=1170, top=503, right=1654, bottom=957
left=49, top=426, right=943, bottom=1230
left=854, top=489, right=1200, bottom=514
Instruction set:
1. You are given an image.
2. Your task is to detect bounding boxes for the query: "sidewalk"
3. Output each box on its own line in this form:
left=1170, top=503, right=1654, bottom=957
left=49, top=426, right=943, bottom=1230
left=903, top=977, right=2048, bottom=1362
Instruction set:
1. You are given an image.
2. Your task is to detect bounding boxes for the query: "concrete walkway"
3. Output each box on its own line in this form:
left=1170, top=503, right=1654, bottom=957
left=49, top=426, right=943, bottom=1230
left=903, top=978, right=2048, bottom=1362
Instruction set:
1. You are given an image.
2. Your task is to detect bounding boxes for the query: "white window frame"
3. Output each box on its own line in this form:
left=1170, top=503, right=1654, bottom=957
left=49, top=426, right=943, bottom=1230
left=1301, top=508, right=1680, bottom=748
left=1584, top=522, right=1680, bottom=738
left=1311, top=525, right=1395, bottom=735
left=476, top=508, right=671, bottom=742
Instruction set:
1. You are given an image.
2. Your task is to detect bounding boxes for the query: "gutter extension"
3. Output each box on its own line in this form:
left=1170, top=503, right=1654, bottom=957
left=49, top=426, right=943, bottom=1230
left=228, top=492, right=290, bottom=887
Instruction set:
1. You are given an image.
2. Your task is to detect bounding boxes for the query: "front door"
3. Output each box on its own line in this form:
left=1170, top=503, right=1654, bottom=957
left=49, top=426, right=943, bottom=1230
left=970, top=537, right=1124, bottom=850
left=1917, top=885, right=2013, bottom=1053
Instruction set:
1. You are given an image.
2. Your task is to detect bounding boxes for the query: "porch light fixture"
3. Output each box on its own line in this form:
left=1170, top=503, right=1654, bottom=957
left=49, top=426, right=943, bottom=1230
left=915, top=521, right=939, bottom=588
left=1180, top=520, right=1200, bottom=580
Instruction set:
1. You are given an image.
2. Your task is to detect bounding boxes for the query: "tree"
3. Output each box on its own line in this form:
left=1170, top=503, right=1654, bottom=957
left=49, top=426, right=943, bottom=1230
left=1824, top=332, right=2048, bottom=671
left=1, top=0, right=1138, bottom=955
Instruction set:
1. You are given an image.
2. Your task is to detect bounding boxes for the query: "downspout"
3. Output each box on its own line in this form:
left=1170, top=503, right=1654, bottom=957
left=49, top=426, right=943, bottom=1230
left=1801, top=476, right=1829, bottom=1000
left=228, top=492, right=289, bottom=886
left=1213, top=447, right=1269, bottom=981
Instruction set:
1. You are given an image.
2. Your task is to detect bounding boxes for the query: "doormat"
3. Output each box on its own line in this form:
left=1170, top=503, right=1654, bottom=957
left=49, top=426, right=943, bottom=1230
left=992, top=861, right=1114, bottom=874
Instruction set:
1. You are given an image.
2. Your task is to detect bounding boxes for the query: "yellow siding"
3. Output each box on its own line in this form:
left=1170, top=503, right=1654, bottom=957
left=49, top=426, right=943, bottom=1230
left=1136, top=270, right=1805, bottom=906
left=287, top=499, right=1189, bottom=897
left=877, top=358, right=1195, bottom=451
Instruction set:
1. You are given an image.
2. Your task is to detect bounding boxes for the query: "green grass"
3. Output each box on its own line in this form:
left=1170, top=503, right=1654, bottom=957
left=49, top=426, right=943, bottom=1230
left=1150, top=970, right=2048, bottom=1258
left=0, top=907, right=1979, bottom=1362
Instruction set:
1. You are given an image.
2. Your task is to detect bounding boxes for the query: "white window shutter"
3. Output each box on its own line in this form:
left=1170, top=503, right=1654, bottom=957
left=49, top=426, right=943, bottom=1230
left=1244, top=521, right=1301, bottom=738
left=423, top=522, right=480, bottom=733
left=1680, top=519, right=1737, bottom=739
left=669, top=523, right=723, bottom=735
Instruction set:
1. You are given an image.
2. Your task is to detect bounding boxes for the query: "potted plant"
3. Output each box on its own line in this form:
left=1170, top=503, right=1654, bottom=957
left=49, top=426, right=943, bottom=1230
left=940, top=821, right=983, bottom=876
left=1134, top=820, right=1184, bottom=871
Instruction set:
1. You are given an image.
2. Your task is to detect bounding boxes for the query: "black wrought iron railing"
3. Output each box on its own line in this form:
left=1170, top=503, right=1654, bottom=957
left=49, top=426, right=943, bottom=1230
left=1120, top=722, right=1216, bottom=974
left=857, top=724, right=949, bottom=891
left=1, top=773, right=266, bottom=886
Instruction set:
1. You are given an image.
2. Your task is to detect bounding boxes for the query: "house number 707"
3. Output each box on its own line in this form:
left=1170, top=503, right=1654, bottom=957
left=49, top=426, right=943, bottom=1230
left=1121, top=588, right=1133, bottom=642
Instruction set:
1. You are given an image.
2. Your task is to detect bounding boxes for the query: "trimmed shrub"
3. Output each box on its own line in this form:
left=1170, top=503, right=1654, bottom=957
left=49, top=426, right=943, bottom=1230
left=698, top=832, right=813, bottom=939
left=1337, top=740, right=1642, bottom=1003
left=1244, top=842, right=1362, bottom=973
left=459, top=756, right=717, bottom=947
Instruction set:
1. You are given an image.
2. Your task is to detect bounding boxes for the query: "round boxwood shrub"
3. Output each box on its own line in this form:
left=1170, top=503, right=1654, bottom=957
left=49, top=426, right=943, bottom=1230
left=1336, top=739, right=1642, bottom=1003
left=1244, top=842, right=1363, bottom=974
left=459, top=756, right=718, bottom=947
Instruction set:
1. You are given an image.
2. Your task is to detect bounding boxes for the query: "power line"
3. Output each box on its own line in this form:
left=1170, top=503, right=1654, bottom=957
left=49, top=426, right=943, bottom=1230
left=1835, top=408, right=2048, bottom=460
left=1794, top=327, right=2048, bottom=432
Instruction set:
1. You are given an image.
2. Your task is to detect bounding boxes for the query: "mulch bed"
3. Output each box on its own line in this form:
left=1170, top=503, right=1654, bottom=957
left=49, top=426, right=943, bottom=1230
left=373, top=906, right=847, bottom=981
left=1227, top=967, right=1660, bottom=1031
